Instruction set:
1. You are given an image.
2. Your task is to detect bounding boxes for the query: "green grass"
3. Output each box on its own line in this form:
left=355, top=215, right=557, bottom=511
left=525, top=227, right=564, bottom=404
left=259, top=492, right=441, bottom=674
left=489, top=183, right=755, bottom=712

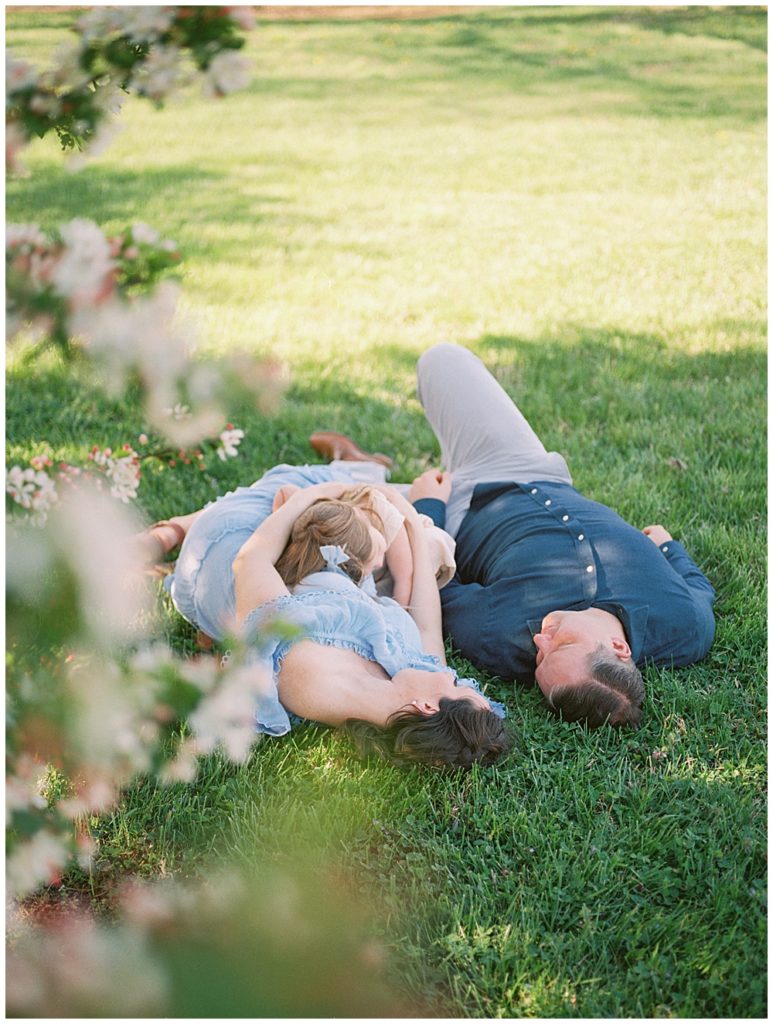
left=6, top=6, right=766, bottom=1018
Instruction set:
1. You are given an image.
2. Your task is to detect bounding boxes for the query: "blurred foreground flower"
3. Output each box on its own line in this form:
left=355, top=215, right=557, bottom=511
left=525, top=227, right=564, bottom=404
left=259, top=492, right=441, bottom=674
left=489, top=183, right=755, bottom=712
left=7, top=217, right=286, bottom=444
left=6, top=419, right=247, bottom=527
left=7, top=864, right=413, bottom=1017
left=7, top=482, right=278, bottom=897
left=6, top=6, right=254, bottom=167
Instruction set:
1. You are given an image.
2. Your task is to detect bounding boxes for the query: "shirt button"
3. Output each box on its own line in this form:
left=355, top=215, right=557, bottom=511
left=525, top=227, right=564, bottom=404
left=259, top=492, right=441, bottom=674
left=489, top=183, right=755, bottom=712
left=544, top=499, right=552, bottom=506
left=578, top=533, right=585, bottom=541
left=530, top=488, right=538, bottom=494
left=562, top=514, right=569, bottom=522
left=662, top=545, right=669, bottom=552
left=586, top=565, right=594, bottom=573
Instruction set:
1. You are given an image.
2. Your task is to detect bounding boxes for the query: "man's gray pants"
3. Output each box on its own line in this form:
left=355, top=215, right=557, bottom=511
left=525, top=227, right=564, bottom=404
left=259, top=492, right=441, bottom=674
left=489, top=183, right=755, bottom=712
left=416, top=343, right=573, bottom=538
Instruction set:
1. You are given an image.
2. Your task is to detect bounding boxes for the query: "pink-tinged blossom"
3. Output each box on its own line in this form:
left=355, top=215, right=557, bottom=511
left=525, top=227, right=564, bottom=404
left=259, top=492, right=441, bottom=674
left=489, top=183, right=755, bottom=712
left=50, top=219, right=115, bottom=308
left=202, top=49, right=252, bottom=98
left=6, top=830, right=71, bottom=898
left=227, top=6, right=257, bottom=31
left=6, top=121, right=30, bottom=175
left=6, top=914, right=169, bottom=1016
left=6, top=223, right=47, bottom=251
left=216, top=426, right=245, bottom=461
left=6, top=52, right=39, bottom=92
left=131, top=221, right=160, bottom=245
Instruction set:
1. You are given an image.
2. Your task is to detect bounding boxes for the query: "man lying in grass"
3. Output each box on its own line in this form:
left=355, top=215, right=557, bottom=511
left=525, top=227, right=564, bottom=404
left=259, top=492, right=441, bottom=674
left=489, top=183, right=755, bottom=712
left=408, top=343, right=717, bottom=729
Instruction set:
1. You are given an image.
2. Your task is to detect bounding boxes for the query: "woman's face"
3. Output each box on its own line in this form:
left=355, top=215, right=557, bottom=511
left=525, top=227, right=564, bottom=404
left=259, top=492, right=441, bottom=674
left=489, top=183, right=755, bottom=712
left=392, top=667, right=492, bottom=714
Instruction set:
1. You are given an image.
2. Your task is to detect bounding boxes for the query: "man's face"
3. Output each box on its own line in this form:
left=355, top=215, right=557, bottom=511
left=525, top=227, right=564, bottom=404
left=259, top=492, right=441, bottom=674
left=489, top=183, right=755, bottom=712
left=532, top=610, right=608, bottom=700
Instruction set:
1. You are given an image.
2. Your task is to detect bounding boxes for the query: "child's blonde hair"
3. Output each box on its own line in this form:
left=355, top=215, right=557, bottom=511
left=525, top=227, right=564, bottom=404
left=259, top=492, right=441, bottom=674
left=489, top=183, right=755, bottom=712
left=275, top=487, right=384, bottom=586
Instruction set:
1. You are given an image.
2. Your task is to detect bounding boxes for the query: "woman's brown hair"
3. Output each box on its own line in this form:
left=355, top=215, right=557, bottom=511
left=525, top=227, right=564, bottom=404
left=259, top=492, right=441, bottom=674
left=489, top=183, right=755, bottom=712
left=275, top=494, right=377, bottom=586
left=342, top=697, right=513, bottom=769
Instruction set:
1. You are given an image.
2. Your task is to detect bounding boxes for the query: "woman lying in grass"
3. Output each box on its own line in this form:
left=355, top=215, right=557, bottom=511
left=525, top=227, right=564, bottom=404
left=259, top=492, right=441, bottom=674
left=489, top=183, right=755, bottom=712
left=147, top=466, right=510, bottom=768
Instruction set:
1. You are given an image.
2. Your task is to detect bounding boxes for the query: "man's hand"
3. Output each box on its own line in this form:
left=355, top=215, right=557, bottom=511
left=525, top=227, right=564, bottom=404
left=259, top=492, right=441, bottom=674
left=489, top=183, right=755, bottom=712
left=409, top=469, right=453, bottom=504
left=642, top=524, right=673, bottom=546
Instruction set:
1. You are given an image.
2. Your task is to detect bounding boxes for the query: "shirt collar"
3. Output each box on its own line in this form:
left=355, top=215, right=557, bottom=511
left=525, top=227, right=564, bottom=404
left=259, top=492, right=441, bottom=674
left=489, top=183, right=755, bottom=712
left=527, top=604, right=650, bottom=662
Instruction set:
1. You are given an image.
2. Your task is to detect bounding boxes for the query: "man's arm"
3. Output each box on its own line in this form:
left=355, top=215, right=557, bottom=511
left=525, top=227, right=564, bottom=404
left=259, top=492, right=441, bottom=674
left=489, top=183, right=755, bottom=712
left=642, top=525, right=716, bottom=601
left=642, top=524, right=716, bottom=662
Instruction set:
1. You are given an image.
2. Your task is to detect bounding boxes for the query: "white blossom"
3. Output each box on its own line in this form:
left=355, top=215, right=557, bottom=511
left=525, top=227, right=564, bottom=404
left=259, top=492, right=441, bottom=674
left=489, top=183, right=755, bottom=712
left=5, top=755, right=48, bottom=824
left=6, top=465, right=59, bottom=524
left=163, top=402, right=191, bottom=420
left=76, top=8, right=130, bottom=42
left=131, top=221, right=160, bottom=246
left=130, top=45, right=186, bottom=102
left=121, top=6, right=175, bottom=42
left=46, top=41, right=92, bottom=90
left=188, top=663, right=269, bottom=762
left=202, top=50, right=252, bottom=98
left=89, top=447, right=141, bottom=503
left=216, top=427, right=245, bottom=461
left=51, top=485, right=152, bottom=647
left=6, top=914, right=169, bottom=1016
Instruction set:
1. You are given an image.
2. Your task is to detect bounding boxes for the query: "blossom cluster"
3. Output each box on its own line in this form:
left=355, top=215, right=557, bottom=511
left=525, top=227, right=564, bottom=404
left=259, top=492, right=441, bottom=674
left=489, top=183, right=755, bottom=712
left=6, top=865, right=401, bottom=1018
left=6, top=421, right=244, bottom=526
left=7, top=480, right=272, bottom=900
left=7, top=6, right=254, bottom=169
left=7, top=219, right=180, bottom=352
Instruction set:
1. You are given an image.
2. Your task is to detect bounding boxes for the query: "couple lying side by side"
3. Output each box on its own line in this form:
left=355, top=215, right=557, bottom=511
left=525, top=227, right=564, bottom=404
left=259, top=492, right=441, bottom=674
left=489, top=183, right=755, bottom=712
left=140, top=344, right=716, bottom=770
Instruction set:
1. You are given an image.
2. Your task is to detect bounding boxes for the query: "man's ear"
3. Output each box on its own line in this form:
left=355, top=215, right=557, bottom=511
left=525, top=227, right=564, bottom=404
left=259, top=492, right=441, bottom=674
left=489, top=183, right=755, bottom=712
left=611, top=637, right=632, bottom=661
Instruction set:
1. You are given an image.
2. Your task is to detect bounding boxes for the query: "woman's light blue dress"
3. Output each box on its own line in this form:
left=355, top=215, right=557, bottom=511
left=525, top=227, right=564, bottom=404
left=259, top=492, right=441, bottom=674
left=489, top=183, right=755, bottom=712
left=166, top=463, right=504, bottom=736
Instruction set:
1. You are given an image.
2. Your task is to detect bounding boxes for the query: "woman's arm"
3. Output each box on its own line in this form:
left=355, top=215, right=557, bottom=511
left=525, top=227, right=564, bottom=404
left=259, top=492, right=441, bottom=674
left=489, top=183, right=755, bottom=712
left=232, top=481, right=348, bottom=626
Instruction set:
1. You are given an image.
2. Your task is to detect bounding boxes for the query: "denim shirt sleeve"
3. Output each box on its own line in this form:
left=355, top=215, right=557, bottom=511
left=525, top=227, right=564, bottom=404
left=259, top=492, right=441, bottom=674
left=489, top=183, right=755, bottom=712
left=412, top=498, right=447, bottom=529
left=658, top=540, right=716, bottom=601
left=658, top=540, right=716, bottom=660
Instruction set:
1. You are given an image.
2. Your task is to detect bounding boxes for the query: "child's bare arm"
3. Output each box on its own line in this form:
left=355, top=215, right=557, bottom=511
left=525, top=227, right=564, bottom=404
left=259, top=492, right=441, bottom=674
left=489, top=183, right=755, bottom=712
left=385, top=524, right=413, bottom=607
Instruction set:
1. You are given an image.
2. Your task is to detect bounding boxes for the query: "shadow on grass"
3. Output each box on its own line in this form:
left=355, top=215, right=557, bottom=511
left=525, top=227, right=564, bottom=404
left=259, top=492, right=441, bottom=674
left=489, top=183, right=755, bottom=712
left=9, top=322, right=766, bottom=519
left=5, top=163, right=289, bottom=237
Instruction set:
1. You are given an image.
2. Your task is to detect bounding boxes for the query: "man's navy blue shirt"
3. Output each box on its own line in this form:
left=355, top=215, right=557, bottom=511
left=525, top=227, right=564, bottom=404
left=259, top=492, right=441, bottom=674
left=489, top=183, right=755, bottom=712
left=414, top=481, right=716, bottom=684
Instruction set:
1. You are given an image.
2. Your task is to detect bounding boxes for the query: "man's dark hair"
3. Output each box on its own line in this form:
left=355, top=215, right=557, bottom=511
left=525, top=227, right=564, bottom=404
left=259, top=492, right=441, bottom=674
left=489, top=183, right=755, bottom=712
left=546, top=644, right=644, bottom=728
left=342, top=697, right=512, bottom=769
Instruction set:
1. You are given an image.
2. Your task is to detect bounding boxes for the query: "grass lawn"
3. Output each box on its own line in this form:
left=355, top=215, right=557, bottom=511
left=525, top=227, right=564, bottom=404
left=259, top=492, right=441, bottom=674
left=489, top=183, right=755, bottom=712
left=6, top=6, right=766, bottom=1017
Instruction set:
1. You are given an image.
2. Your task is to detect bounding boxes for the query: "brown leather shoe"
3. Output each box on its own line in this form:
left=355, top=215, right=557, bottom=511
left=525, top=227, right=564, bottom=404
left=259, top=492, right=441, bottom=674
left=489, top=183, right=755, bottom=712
left=309, top=431, right=393, bottom=469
